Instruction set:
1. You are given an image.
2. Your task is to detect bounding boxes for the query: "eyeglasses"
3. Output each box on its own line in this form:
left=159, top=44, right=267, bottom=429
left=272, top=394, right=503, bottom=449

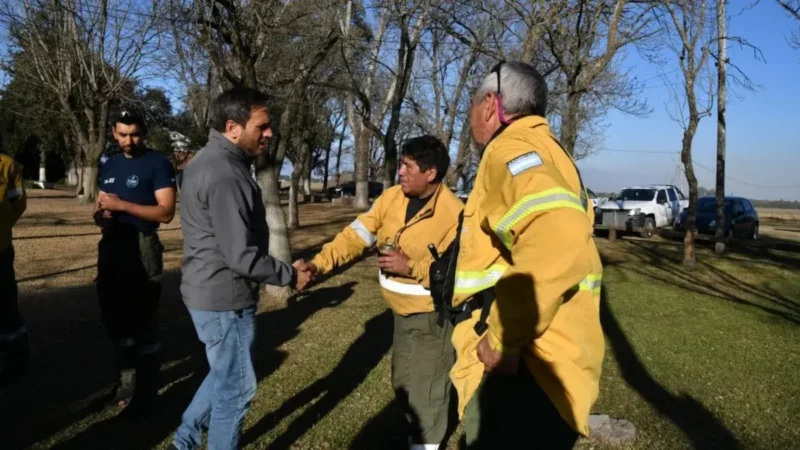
left=489, top=61, right=513, bottom=125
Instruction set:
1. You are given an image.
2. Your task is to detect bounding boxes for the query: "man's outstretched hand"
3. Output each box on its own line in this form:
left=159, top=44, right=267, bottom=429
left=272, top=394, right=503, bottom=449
left=292, top=259, right=316, bottom=291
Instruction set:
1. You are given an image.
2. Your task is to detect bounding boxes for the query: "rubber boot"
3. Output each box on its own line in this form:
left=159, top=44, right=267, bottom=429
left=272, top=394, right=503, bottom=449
left=120, top=350, right=161, bottom=418
left=102, top=344, right=137, bottom=408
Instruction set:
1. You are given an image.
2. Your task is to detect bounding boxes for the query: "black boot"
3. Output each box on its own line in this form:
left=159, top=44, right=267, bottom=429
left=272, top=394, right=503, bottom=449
left=119, top=350, right=161, bottom=418
left=94, top=343, right=137, bottom=409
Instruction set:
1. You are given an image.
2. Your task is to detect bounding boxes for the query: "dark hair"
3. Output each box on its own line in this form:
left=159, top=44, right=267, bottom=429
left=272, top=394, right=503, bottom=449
left=400, top=135, right=450, bottom=183
left=209, top=86, right=270, bottom=132
left=111, top=106, right=147, bottom=131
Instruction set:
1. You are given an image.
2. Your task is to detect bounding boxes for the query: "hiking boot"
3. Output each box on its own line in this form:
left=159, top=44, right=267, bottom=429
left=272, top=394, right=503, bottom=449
left=92, top=368, right=136, bottom=410
left=117, top=351, right=161, bottom=418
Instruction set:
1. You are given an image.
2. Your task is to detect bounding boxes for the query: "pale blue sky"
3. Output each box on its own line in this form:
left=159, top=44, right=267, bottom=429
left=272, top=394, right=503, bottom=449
left=579, top=1, right=800, bottom=200
left=1, top=1, right=797, bottom=199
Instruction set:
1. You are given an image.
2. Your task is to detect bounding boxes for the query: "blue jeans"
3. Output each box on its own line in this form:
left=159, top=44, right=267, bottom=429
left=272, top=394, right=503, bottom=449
left=172, top=307, right=257, bottom=450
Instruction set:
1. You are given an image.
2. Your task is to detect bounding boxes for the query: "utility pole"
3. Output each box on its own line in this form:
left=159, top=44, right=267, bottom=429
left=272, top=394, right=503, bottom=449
left=715, top=0, right=728, bottom=254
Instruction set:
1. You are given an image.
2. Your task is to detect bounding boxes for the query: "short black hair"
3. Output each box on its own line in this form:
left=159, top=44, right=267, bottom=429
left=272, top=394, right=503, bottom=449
left=400, top=135, right=450, bottom=183
left=111, top=106, right=147, bottom=131
left=209, top=86, right=270, bottom=132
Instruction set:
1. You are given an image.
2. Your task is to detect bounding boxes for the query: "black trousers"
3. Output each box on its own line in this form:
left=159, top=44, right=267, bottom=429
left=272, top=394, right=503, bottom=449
left=96, top=228, right=164, bottom=370
left=0, top=246, right=27, bottom=353
left=463, top=364, right=580, bottom=449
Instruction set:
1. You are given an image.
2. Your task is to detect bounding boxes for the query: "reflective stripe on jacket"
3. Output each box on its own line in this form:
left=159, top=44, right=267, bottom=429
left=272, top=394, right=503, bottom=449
left=449, top=116, right=604, bottom=437
left=0, top=154, right=27, bottom=250
left=311, top=184, right=463, bottom=315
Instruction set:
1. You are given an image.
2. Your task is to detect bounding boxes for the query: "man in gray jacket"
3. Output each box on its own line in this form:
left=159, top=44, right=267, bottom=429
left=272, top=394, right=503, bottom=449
left=171, top=87, right=312, bottom=450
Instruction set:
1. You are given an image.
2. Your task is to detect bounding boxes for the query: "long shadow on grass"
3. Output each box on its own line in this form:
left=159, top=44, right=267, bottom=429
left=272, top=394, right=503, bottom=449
left=0, top=270, right=194, bottom=450
left=600, top=288, right=742, bottom=449
left=4, top=253, right=366, bottom=450
left=242, top=309, right=393, bottom=449
left=622, top=240, right=800, bottom=325
left=349, top=396, right=412, bottom=450
left=44, top=281, right=358, bottom=450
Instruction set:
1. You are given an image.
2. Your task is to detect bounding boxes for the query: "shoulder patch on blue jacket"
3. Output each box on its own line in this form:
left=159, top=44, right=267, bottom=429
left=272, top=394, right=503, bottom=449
left=507, top=152, right=543, bottom=176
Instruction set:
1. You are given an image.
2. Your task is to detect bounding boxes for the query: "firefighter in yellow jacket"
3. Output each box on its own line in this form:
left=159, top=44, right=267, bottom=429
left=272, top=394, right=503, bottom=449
left=304, top=135, right=463, bottom=449
left=443, top=61, right=604, bottom=448
left=0, top=151, right=28, bottom=386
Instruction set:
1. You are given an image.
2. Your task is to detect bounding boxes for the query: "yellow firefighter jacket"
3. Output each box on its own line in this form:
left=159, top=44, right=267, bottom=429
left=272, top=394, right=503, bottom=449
left=0, top=154, right=27, bottom=251
left=450, top=116, right=604, bottom=436
left=311, top=184, right=464, bottom=315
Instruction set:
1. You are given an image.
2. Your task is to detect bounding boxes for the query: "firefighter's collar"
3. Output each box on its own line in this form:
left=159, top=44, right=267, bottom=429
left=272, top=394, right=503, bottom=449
left=485, top=114, right=544, bottom=147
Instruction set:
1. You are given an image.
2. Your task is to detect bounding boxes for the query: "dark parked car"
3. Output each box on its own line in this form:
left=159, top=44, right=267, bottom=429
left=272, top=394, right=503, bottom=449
left=674, top=196, right=759, bottom=240
left=326, top=181, right=384, bottom=199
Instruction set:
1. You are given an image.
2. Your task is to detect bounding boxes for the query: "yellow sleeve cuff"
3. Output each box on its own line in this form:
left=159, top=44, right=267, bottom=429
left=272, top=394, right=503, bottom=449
left=309, top=255, right=330, bottom=276
left=486, top=328, right=521, bottom=355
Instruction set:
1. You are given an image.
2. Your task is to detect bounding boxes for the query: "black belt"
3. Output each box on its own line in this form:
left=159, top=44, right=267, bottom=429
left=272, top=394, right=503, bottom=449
left=102, top=227, right=158, bottom=237
left=445, top=287, right=495, bottom=336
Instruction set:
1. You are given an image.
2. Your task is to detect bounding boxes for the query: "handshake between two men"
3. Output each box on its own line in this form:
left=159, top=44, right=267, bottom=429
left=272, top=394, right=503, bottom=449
left=291, top=247, right=411, bottom=292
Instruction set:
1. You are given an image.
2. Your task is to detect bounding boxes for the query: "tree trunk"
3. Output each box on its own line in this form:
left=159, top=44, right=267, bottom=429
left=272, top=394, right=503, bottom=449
left=259, top=166, right=292, bottom=263
left=323, top=143, right=331, bottom=192
left=354, top=129, right=370, bottom=210
left=382, top=141, right=397, bottom=188
left=334, top=127, right=345, bottom=188
left=81, top=164, right=98, bottom=203
left=446, top=117, right=472, bottom=188
left=67, top=156, right=80, bottom=187
left=259, top=108, right=294, bottom=267
left=288, top=172, right=300, bottom=230
left=302, top=154, right=312, bottom=196
left=256, top=152, right=294, bottom=310
left=681, top=120, right=700, bottom=267
left=39, top=147, right=47, bottom=183
left=560, top=91, right=581, bottom=157
left=714, top=0, right=728, bottom=254
left=382, top=25, right=418, bottom=189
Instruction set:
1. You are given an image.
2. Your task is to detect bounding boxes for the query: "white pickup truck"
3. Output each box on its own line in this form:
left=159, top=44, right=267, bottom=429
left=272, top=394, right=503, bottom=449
left=595, top=184, right=689, bottom=237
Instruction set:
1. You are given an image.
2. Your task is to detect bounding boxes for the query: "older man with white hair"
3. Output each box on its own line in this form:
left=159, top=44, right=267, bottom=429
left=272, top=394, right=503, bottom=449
left=437, top=61, right=604, bottom=449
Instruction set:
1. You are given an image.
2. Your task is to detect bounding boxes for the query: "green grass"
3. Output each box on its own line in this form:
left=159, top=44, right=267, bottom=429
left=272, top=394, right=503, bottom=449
left=584, top=238, right=800, bottom=450
left=9, top=220, right=800, bottom=449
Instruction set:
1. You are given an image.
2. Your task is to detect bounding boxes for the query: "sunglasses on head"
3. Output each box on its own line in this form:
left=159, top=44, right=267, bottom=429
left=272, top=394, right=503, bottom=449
left=489, top=61, right=513, bottom=125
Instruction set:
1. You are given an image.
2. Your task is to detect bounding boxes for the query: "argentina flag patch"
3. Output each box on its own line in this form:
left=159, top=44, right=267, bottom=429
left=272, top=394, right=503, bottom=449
left=507, top=152, right=543, bottom=176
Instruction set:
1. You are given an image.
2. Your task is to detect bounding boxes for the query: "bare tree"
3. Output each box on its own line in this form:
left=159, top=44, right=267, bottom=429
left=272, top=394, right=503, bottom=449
left=335, top=0, right=391, bottom=209
left=323, top=101, right=346, bottom=192
left=541, top=0, right=656, bottom=159
left=659, top=0, right=715, bottom=266
left=286, top=139, right=309, bottom=230
left=322, top=0, right=431, bottom=208
left=714, top=0, right=727, bottom=254
left=409, top=12, right=488, bottom=188
left=166, top=0, right=340, bottom=302
left=171, top=0, right=339, bottom=268
left=380, top=0, right=431, bottom=188
left=777, top=1, right=800, bottom=49
left=163, top=1, right=218, bottom=130
left=3, top=0, right=161, bottom=201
